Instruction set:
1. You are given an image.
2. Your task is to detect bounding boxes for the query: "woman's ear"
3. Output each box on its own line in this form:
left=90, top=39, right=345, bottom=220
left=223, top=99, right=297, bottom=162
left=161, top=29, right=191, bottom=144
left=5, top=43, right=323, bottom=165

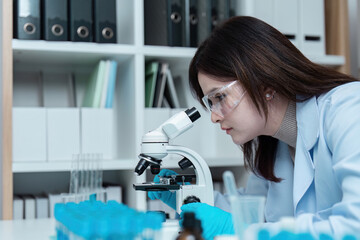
left=263, top=87, right=276, bottom=101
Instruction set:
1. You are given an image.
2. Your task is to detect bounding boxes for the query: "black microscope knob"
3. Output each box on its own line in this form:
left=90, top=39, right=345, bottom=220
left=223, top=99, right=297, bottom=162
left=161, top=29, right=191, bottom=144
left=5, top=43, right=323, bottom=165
left=178, top=158, right=193, bottom=170
left=183, top=195, right=201, bottom=205
left=150, top=164, right=160, bottom=175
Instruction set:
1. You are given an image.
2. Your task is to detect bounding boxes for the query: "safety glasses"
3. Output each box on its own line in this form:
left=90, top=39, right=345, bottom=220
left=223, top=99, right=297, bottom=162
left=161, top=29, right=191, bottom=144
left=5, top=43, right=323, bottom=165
left=202, top=81, right=246, bottom=118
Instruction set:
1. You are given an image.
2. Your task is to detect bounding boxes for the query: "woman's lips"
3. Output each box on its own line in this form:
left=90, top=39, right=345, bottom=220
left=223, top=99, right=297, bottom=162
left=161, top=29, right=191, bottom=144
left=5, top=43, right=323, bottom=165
left=222, top=127, right=232, bottom=134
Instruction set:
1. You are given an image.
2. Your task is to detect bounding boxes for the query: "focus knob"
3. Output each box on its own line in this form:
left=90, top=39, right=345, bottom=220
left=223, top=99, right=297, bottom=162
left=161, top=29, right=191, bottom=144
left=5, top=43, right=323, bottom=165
left=183, top=195, right=201, bottom=205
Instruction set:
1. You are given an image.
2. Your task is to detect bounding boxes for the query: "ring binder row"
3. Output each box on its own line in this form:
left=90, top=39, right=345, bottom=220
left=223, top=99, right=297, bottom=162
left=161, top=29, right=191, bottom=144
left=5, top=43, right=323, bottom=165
left=13, top=0, right=117, bottom=43
left=144, top=0, right=234, bottom=48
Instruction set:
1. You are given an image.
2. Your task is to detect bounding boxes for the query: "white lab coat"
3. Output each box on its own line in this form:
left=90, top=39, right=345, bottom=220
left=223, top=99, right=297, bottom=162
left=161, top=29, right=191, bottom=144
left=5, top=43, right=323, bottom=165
left=214, top=82, right=360, bottom=239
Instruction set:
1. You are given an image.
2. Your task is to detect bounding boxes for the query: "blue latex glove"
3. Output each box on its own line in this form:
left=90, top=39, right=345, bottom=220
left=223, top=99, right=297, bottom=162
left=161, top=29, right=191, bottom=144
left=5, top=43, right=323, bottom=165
left=180, top=202, right=234, bottom=240
left=148, top=169, right=178, bottom=210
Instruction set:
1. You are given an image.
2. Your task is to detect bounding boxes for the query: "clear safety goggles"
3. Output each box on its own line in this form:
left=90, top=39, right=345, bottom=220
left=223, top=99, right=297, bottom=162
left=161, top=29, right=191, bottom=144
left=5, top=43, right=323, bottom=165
left=202, top=81, right=246, bottom=118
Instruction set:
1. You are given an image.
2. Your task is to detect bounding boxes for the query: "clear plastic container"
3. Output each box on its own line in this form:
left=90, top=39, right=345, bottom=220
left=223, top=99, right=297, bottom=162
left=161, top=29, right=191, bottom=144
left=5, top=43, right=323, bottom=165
left=229, top=195, right=266, bottom=240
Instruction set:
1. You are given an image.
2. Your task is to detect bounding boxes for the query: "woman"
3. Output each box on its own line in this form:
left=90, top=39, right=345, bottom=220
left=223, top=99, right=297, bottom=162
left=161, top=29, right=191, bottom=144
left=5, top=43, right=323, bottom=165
left=150, top=16, right=360, bottom=240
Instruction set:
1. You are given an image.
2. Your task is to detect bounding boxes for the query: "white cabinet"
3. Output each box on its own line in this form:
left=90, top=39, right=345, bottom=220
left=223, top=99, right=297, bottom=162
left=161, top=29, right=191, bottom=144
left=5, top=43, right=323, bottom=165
left=47, top=108, right=80, bottom=162
left=13, top=108, right=47, bottom=162
left=238, top=0, right=338, bottom=60
left=11, top=0, right=344, bottom=212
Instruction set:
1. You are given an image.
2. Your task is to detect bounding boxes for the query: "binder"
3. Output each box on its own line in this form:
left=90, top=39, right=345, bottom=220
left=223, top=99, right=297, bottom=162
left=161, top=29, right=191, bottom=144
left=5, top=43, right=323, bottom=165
left=211, top=0, right=230, bottom=30
left=93, top=0, right=117, bottom=43
left=153, top=63, right=169, bottom=108
left=48, top=193, right=62, bottom=218
left=69, top=0, right=93, bottom=42
left=42, top=0, right=68, bottom=41
left=197, top=0, right=212, bottom=45
left=144, top=0, right=186, bottom=47
left=14, top=0, right=41, bottom=40
left=23, top=195, right=36, bottom=219
left=35, top=195, right=49, bottom=218
left=13, top=196, right=24, bottom=220
left=189, top=0, right=198, bottom=47
left=229, top=0, right=237, bottom=17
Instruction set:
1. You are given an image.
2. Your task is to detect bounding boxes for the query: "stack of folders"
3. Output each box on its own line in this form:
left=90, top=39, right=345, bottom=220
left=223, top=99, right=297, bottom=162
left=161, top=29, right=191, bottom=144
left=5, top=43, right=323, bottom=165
left=13, top=185, right=122, bottom=219
left=13, top=194, right=49, bottom=220
left=82, top=60, right=118, bottom=108
left=13, top=0, right=117, bottom=43
left=144, top=0, right=236, bottom=47
left=145, top=61, right=181, bottom=108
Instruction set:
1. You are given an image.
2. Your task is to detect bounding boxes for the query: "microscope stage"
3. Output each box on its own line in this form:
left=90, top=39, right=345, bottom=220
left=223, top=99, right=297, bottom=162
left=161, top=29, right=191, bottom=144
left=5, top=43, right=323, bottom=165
left=133, top=183, right=181, bottom=191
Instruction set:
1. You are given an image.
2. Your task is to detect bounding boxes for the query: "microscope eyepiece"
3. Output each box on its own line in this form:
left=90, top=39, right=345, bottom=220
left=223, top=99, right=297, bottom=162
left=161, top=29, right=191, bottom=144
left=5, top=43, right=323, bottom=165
left=185, top=107, right=201, bottom=123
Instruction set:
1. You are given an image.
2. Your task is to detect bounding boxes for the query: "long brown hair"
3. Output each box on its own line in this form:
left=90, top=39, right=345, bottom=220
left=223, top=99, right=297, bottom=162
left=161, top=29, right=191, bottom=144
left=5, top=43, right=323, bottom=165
left=189, top=16, right=358, bottom=182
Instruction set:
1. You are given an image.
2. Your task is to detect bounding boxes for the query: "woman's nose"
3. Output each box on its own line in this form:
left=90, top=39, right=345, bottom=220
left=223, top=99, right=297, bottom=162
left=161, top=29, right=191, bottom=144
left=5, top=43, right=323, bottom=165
left=210, top=111, right=223, bottom=123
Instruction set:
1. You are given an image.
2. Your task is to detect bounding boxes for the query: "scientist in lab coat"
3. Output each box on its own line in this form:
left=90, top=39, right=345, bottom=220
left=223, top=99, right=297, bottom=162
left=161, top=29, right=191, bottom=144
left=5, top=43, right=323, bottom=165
left=149, top=16, right=360, bottom=240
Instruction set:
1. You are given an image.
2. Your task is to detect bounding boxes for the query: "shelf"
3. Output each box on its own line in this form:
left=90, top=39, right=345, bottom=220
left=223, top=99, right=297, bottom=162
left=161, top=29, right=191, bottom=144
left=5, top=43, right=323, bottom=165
left=12, top=39, right=136, bottom=69
left=13, top=159, right=137, bottom=173
left=143, top=45, right=196, bottom=58
left=13, top=40, right=345, bottom=68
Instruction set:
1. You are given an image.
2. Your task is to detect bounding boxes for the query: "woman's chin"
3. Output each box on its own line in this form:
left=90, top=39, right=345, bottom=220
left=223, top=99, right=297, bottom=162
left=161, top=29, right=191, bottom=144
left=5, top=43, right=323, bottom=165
left=231, top=136, right=242, bottom=145
left=231, top=135, right=250, bottom=145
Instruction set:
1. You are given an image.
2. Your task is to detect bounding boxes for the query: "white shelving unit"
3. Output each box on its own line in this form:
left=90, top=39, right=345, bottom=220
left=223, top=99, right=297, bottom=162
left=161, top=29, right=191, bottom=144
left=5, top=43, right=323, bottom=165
left=11, top=0, right=345, bottom=213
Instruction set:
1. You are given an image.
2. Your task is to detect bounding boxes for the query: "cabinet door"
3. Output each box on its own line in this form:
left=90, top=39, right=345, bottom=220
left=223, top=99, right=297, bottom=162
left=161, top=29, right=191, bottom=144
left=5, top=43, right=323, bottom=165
left=299, top=0, right=325, bottom=55
left=274, top=0, right=299, bottom=48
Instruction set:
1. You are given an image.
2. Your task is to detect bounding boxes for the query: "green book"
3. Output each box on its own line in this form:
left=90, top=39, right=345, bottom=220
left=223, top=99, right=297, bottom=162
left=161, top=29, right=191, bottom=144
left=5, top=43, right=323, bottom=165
left=145, top=61, right=159, bottom=108
left=83, top=60, right=106, bottom=107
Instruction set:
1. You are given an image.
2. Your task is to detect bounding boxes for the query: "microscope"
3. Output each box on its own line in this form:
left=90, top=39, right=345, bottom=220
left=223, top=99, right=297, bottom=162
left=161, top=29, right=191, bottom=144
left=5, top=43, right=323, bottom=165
left=133, top=107, right=214, bottom=214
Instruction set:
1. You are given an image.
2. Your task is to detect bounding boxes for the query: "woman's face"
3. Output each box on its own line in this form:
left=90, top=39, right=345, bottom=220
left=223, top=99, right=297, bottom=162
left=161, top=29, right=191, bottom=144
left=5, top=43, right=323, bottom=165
left=198, top=72, right=268, bottom=145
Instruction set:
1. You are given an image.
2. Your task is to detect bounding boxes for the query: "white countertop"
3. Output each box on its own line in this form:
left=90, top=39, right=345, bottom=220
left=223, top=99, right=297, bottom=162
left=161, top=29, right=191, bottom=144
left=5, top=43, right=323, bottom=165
left=0, top=218, right=56, bottom=240
left=0, top=218, right=180, bottom=240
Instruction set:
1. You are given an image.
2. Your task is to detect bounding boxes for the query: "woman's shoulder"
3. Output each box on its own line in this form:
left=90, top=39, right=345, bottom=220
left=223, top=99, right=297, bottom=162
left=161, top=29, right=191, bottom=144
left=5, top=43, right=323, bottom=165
left=318, top=81, right=360, bottom=104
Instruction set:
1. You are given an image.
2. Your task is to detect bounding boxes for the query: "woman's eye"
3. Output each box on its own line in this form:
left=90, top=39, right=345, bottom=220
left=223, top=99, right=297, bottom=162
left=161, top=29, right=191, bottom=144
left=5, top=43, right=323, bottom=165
left=214, top=93, right=226, bottom=101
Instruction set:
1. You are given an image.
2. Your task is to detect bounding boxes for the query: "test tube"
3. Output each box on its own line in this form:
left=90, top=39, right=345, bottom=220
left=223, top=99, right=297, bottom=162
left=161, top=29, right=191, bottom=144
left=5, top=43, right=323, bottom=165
left=69, top=154, right=80, bottom=203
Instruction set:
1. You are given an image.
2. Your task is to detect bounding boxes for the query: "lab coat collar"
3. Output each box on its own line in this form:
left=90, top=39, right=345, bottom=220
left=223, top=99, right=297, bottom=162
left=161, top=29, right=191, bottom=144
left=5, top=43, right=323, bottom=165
left=296, top=96, right=320, bottom=150
left=293, top=96, right=319, bottom=213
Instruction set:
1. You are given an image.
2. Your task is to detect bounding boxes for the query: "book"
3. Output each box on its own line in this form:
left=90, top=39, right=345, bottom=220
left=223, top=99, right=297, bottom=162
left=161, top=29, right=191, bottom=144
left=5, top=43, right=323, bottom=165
left=82, top=60, right=106, bottom=107
left=162, top=96, right=171, bottom=108
left=153, top=63, right=169, bottom=108
left=164, top=68, right=180, bottom=108
left=144, top=61, right=159, bottom=108
left=92, top=60, right=107, bottom=107
left=105, top=60, right=118, bottom=108
left=100, top=60, right=111, bottom=108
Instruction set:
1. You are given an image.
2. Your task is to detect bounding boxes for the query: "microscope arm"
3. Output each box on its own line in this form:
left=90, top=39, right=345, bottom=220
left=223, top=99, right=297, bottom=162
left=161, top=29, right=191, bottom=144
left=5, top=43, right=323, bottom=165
left=166, top=145, right=214, bottom=213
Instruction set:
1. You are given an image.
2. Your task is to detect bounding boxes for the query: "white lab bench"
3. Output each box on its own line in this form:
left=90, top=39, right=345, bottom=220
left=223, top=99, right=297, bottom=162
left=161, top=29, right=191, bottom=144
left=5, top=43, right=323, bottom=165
left=0, top=218, right=180, bottom=240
